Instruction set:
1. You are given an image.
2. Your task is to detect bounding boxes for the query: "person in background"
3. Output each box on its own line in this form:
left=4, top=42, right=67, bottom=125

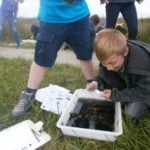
left=30, top=24, right=39, bottom=40
left=87, top=29, right=150, bottom=120
left=90, top=14, right=128, bottom=38
left=0, top=0, right=24, bottom=48
left=11, top=0, right=94, bottom=118
left=89, top=14, right=101, bottom=32
left=115, top=23, right=128, bottom=39
left=100, top=0, right=143, bottom=40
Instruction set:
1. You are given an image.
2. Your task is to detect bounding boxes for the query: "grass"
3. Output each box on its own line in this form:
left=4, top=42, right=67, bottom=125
left=138, top=18, right=150, bottom=43
left=0, top=58, right=149, bottom=150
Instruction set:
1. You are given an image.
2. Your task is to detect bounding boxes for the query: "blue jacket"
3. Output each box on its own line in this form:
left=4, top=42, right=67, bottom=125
left=0, top=0, right=18, bottom=19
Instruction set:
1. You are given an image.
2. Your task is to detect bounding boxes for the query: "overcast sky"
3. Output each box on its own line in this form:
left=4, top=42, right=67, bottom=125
left=1, top=0, right=150, bottom=19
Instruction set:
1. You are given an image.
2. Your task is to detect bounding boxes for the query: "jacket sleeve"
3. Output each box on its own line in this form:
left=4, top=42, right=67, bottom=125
left=111, top=75, right=150, bottom=105
left=94, top=64, right=126, bottom=90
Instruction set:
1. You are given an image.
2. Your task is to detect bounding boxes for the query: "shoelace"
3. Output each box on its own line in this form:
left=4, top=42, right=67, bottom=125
left=17, top=94, right=30, bottom=107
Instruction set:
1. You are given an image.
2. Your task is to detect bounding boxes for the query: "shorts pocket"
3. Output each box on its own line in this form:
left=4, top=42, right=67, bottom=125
left=36, top=31, right=55, bottom=43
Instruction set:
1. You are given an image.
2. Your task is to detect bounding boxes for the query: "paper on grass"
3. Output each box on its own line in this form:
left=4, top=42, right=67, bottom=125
left=35, top=84, right=106, bottom=115
left=0, top=120, right=51, bottom=150
left=35, top=84, right=72, bottom=115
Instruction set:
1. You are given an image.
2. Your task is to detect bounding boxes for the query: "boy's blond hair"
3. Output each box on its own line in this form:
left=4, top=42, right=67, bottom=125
left=94, top=29, right=127, bottom=62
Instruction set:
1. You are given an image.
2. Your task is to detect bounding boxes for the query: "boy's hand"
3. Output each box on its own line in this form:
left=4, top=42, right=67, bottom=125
left=86, top=81, right=98, bottom=91
left=101, top=89, right=112, bottom=99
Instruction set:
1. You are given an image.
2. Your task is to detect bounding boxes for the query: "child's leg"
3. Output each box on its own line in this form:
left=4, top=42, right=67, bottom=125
left=67, top=16, right=94, bottom=82
left=125, top=102, right=149, bottom=120
left=27, top=61, right=48, bottom=89
left=11, top=22, right=67, bottom=118
left=80, top=60, right=94, bottom=81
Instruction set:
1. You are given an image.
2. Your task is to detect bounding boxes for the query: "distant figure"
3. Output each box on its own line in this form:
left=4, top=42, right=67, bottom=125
left=0, top=0, right=24, bottom=48
left=115, top=23, right=128, bottom=39
left=95, top=17, right=106, bottom=33
left=90, top=14, right=101, bottom=31
left=100, top=0, right=143, bottom=40
left=90, top=14, right=128, bottom=38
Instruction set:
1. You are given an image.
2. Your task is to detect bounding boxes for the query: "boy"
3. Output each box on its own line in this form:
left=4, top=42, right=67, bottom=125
left=11, top=0, right=94, bottom=118
left=87, top=29, right=150, bottom=120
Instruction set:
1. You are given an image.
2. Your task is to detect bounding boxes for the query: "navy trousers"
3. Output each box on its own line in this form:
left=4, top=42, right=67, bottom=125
left=106, top=2, right=138, bottom=40
left=0, top=14, right=21, bottom=48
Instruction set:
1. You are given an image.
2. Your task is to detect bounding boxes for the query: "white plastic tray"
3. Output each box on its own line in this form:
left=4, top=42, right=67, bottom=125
left=57, top=89, right=123, bottom=141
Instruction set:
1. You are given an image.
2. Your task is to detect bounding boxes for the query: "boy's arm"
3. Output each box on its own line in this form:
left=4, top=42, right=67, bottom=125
left=86, top=64, right=105, bottom=91
left=111, top=76, right=150, bottom=104
left=86, top=64, right=125, bottom=91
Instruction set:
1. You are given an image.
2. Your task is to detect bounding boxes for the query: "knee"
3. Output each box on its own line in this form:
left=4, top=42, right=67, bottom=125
left=125, top=104, right=142, bottom=120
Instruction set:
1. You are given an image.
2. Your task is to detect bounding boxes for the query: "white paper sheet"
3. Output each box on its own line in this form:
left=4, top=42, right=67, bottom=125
left=35, top=84, right=72, bottom=115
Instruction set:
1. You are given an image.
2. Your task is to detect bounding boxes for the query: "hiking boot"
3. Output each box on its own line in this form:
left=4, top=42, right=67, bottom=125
left=11, top=91, right=35, bottom=118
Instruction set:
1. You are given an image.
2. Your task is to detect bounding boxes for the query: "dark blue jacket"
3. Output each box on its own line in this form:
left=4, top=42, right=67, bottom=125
left=0, top=0, right=18, bottom=19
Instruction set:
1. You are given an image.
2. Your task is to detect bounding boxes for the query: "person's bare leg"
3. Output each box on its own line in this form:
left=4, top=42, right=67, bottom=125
left=27, top=61, right=48, bottom=89
left=80, top=60, right=94, bottom=80
left=11, top=61, right=48, bottom=118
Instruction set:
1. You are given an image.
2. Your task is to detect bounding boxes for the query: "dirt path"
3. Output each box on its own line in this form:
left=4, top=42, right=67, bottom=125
left=0, top=47, right=99, bottom=68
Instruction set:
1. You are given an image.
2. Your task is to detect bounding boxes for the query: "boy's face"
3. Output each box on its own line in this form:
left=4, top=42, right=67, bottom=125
left=101, top=47, right=128, bottom=72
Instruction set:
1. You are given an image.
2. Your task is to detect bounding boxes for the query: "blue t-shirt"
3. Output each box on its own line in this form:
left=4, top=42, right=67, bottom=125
left=38, top=0, right=90, bottom=23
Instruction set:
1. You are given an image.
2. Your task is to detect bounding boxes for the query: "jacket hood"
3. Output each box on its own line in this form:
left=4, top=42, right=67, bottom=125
left=126, top=41, right=150, bottom=76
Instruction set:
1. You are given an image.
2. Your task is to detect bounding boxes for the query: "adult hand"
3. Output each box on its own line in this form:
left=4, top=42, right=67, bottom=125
left=86, top=81, right=98, bottom=91
left=101, top=89, right=112, bottom=99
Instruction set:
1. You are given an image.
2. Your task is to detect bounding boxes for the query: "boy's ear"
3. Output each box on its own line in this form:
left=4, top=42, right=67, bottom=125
left=124, top=47, right=129, bottom=56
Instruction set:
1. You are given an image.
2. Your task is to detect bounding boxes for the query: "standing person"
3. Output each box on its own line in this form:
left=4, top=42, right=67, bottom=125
left=11, top=0, right=94, bottom=118
left=100, top=0, right=143, bottom=40
left=0, top=0, right=23, bottom=48
left=86, top=29, right=150, bottom=120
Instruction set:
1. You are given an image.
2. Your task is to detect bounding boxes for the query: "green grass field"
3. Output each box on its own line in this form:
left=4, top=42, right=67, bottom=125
left=0, top=58, right=149, bottom=150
